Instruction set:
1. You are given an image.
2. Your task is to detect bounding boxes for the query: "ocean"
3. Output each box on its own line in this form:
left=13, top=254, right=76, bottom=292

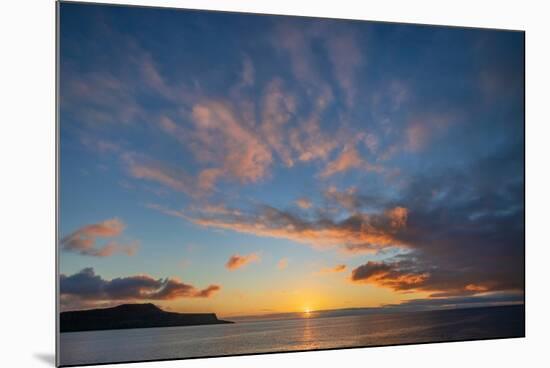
left=59, top=305, right=524, bottom=366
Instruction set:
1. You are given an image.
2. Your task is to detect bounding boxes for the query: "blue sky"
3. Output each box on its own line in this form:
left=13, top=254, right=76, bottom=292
left=58, top=2, right=524, bottom=316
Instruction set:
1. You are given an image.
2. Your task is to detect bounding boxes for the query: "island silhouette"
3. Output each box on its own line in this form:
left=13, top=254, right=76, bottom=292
left=60, top=303, right=233, bottom=332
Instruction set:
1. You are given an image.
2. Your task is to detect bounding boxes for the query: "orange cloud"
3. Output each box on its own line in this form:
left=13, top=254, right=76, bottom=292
left=190, top=101, right=273, bottom=184
left=225, top=253, right=260, bottom=270
left=350, top=262, right=503, bottom=298
left=350, top=261, right=429, bottom=291
left=289, top=113, right=340, bottom=163
left=188, top=205, right=409, bottom=254
left=61, top=218, right=138, bottom=257
left=465, top=284, right=489, bottom=292
left=320, top=145, right=382, bottom=178
left=295, top=198, right=312, bottom=209
left=319, top=264, right=347, bottom=274
left=321, top=146, right=363, bottom=177
left=386, top=207, right=408, bottom=229
left=277, top=258, right=289, bottom=270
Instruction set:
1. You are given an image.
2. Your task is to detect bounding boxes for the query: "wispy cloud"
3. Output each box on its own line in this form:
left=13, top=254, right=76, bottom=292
left=321, top=146, right=364, bottom=178
left=61, top=218, right=138, bottom=257
left=190, top=101, right=273, bottom=184
left=324, top=30, right=363, bottom=107
left=260, top=78, right=297, bottom=167
left=122, top=153, right=219, bottom=198
left=225, top=253, right=260, bottom=270
left=188, top=204, right=408, bottom=254
left=318, top=264, right=347, bottom=274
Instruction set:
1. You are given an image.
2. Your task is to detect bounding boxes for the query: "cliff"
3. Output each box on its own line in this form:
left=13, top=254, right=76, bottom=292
left=60, top=303, right=233, bottom=332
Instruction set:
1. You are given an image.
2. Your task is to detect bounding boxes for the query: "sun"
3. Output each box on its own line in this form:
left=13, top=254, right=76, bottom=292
left=304, top=308, right=311, bottom=314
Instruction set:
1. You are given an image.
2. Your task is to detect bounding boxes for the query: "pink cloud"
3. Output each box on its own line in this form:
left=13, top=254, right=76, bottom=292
left=260, top=79, right=297, bottom=167
left=190, top=101, right=273, bottom=184
left=188, top=205, right=409, bottom=254
left=325, top=31, right=363, bottom=107
left=295, top=198, right=312, bottom=209
left=277, top=258, right=289, bottom=270
left=61, top=218, right=138, bottom=257
left=122, top=153, right=212, bottom=197
left=225, top=253, right=260, bottom=270
left=320, top=146, right=364, bottom=177
left=406, top=122, right=430, bottom=152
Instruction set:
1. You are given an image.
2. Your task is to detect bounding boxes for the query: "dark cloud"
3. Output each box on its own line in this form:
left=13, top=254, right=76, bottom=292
left=350, top=261, right=429, bottom=290
left=349, top=143, right=524, bottom=296
left=381, top=292, right=524, bottom=311
left=188, top=203, right=409, bottom=254
left=60, top=268, right=221, bottom=310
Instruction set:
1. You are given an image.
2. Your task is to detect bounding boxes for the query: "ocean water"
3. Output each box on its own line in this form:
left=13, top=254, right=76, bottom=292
left=59, top=305, right=524, bottom=366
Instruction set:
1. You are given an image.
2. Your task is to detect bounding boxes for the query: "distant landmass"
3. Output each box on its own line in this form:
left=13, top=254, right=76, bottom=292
left=60, top=303, right=233, bottom=332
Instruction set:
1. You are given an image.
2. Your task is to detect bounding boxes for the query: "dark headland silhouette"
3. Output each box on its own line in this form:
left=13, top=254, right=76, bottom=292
left=60, top=303, right=233, bottom=332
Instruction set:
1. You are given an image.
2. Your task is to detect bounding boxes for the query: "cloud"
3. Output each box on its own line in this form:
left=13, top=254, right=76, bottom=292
left=274, top=19, right=362, bottom=108
left=320, top=140, right=384, bottom=178
left=325, top=30, right=363, bottom=107
left=319, top=264, right=347, bottom=274
left=320, top=146, right=363, bottom=177
left=122, top=153, right=196, bottom=194
left=274, top=21, right=320, bottom=85
left=277, top=258, right=289, bottom=270
left=139, top=52, right=174, bottom=99
left=240, top=57, right=255, bottom=87
left=190, top=101, right=273, bottom=184
left=122, top=153, right=220, bottom=197
left=225, top=253, right=260, bottom=270
left=60, top=268, right=221, bottom=310
left=260, top=79, right=297, bottom=167
left=60, top=23, right=190, bottom=128
left=406, top=122, right=430, bottom=152
left=197, top=168, right=224, bottom=192
left=405, top=114, right=455, bottom=152
left=295, top=198, right=312, bottom=209
left=324, top=186, right=361, bottom=211
left=289, top=108, right=342, bottom=163
left=349, top=144, right=524, bottom=296
left=61, top=218, right=138, bottom=257
left=188, top=204, right=409, bottom=253
left=386, top=207, right=408, bottom=228
left=61, top=68, right=144, bottom=126
left=350, top=261, right=429, bottom=291
left=145, top=203, right=187, bottom=219
left=381, top=292, right=524, bottom=312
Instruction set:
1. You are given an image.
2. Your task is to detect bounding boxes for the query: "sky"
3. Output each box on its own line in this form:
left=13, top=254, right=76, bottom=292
left=58, top=2, right=524, bottom=318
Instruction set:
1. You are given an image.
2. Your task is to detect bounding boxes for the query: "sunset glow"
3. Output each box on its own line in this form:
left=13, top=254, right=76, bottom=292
left=59, top=3, right=524, bottom=319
